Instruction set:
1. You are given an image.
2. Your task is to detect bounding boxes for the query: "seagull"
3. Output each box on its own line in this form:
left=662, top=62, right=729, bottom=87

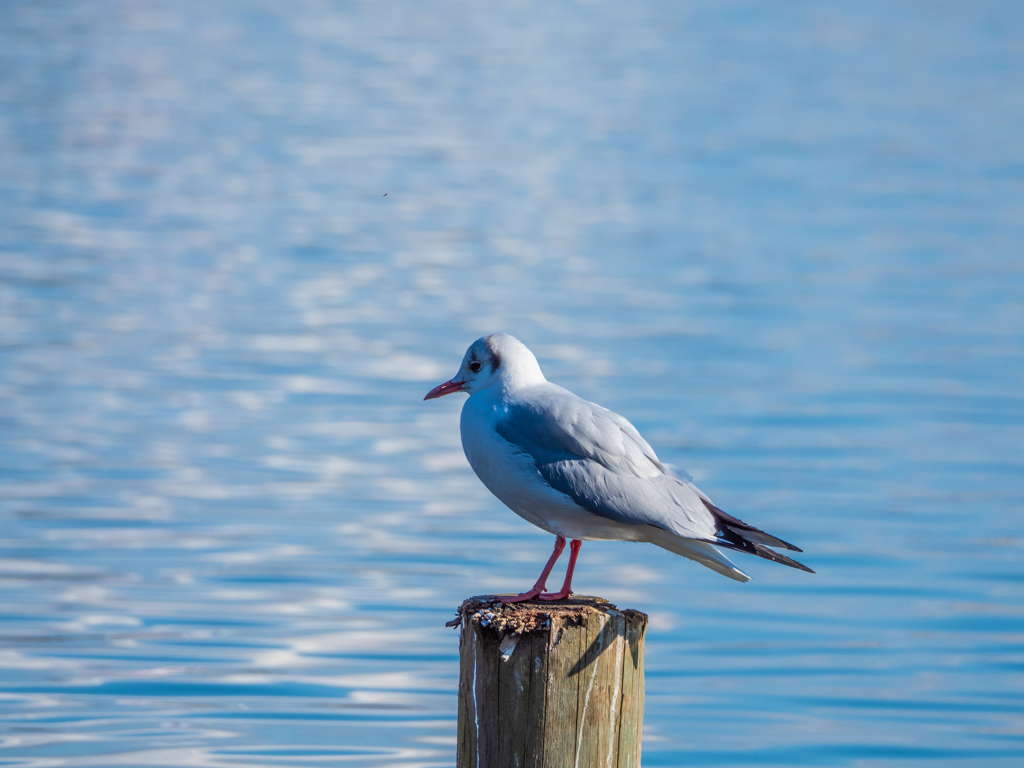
left=425, top=333, right=813, bottom=603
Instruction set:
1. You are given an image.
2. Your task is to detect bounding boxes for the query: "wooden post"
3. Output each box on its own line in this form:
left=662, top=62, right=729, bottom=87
left=449, top=595, right=647, bottom=768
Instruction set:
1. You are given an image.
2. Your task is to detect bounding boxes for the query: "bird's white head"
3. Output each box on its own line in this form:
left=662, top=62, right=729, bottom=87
left=424, top=333, right=545, bottom=400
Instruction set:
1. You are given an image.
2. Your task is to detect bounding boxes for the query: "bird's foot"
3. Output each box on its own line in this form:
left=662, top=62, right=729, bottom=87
left=496, top=588, right=573, bottom=603
left=537, top=589, right=573, bottom=601
left=496, top=589, right=544, bottom=604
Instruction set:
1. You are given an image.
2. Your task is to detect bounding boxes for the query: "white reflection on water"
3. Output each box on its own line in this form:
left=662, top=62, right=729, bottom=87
left=2, top=0, right=1024, bottom=766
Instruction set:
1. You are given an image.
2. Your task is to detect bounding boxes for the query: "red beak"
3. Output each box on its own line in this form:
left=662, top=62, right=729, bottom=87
left=423, top=379, right=466, bottom=400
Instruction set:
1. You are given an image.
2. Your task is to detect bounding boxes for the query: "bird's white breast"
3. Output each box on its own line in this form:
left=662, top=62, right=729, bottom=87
left=459, top=389, right=643, bottom=541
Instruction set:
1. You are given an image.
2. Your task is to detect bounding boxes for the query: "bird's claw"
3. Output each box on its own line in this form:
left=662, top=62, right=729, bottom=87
left=497, top=588, right=574, bottom=603
left=497, top=589, right=543, bottom=603
left=537, top=590, right=572, bottom=601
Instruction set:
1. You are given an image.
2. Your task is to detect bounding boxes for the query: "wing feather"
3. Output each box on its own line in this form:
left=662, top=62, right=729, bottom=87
left=491, top=384, right=813, bottom=575
left=494, top=386, right=717, bottom=541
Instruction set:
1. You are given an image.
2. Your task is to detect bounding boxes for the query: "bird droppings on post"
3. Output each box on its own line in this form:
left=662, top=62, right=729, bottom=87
left=499, top=633, right=520, bottom=662
left=452, top=595, right=648, bottom=768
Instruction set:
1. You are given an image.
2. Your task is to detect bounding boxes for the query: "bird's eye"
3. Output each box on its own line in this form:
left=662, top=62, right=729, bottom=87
left=469, top=361, right=482, bottom=373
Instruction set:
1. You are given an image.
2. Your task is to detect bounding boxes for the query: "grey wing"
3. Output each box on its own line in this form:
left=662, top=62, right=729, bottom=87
left=494, top=387, right=718, bottom=541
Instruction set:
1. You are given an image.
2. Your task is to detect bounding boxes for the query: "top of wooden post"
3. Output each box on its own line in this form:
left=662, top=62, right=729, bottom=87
left=447, top=594, right=648, bottom=636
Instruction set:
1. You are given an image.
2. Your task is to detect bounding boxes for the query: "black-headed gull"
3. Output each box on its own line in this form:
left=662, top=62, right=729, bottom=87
left=425, top=333, right=812, bottom=603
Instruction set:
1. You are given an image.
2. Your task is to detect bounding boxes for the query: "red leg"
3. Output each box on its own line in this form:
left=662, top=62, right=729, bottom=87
left=539, top=539, right=581, bottom=601
left=498, top=536, right=566, bottom=603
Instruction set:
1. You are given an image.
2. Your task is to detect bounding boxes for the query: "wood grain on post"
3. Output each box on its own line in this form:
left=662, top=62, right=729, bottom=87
left=449, top=595, right=647, bottom=768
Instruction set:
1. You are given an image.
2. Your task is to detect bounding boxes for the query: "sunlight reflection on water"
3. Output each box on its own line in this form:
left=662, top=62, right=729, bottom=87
left=1, top=1, right=1023, bottom=766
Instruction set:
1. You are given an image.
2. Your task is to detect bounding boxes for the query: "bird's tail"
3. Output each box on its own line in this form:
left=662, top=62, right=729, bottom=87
left=646, top=527, right=751, bottom=582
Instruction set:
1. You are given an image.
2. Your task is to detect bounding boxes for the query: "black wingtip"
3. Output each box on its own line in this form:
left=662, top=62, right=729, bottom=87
left=709, top=535, right=815, bottom=574
left=702, top=498, right=805, bottom=552
left=701, top=498, right=812, bottom=572
left=772, top=539, right=803, bottom=553
left=753, top=543, right=815, bottom=573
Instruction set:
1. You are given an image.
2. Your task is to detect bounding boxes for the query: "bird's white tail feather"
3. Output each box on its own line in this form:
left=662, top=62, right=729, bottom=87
left=646, top=528, right=751, bottom=583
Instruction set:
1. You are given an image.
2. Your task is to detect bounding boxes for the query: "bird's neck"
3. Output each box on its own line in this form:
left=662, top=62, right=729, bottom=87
left=496, top=369, right=546, bottom=398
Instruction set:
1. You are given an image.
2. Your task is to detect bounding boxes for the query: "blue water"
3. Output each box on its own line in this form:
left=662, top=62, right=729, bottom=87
left=1, top=1, right=1023, bottom=766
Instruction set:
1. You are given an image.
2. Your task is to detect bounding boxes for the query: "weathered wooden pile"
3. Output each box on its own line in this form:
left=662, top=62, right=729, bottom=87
left=450, top=595, right=648, bottom=768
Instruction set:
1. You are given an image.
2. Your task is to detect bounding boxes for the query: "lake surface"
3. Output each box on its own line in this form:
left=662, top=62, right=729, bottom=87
left=1, top=1, right=1023, bottom=766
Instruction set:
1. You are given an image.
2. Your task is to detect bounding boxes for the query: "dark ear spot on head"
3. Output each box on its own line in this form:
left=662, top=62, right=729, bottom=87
left=483, top=335, right=502, bottom=372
